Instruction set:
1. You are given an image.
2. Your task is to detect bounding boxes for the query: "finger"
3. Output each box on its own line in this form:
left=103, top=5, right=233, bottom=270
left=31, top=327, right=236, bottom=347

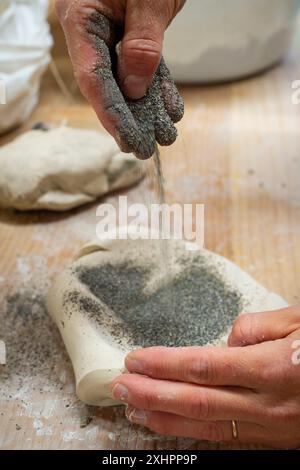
left=119, top=0, right=169, bottom=99
left=57, top=4, right=121, bottom=137
left=155, top=107, right=178, bottom=146
left=125, top=406, right=269, bottom=444
left=125, top=345, right=263, bottom=388
left=126, top=59, right=178, bottom=153
left=126, top=98, right=156, bottom=158
left=56, top=3, right=152, bottom=158
left=228, top=307, right=300, bottom=347
left=158, top=59, right=184, bottom=123
left=111, top=374, right=261, bottom=422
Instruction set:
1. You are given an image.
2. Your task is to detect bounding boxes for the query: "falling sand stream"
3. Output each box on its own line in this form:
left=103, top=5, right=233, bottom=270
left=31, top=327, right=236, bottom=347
left=150, top=145, right=175, bottom=317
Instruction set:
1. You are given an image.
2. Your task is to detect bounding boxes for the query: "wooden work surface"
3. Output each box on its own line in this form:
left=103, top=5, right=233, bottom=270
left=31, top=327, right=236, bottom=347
left=0, top=13, right=300, bottom=450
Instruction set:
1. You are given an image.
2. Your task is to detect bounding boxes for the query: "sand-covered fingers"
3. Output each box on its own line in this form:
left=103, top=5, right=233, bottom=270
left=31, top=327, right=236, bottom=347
left=158, top=59, right=184, bottom=123
left=154, top=105, right=178, bottom=146
left=56, top=2, right=149, bottom=156
left=111, top=374, right=262, bottom=422
left=56, top=3, right=129, bottom=141
left=56, top=1, right=185, bottom=159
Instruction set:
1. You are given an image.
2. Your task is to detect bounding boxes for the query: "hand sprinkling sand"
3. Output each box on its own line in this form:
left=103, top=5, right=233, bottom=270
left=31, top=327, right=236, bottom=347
left=56, top=0, right=185, bottom=159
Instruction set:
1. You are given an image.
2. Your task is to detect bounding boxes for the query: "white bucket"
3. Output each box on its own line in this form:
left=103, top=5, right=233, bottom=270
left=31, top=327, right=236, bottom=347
left=164, top=0, right=300, bottom=83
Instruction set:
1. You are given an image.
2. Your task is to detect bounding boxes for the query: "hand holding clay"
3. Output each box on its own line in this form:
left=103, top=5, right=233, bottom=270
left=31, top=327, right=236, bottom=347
left=56, top=0, right=185, bottom=159
left=112, top=306, right=300, bottom=448
left=47, top=227, right=287, bottom=408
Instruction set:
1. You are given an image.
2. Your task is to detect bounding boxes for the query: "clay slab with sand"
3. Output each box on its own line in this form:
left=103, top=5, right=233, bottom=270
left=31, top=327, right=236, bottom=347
left=47, top=227, right=287, bottom=407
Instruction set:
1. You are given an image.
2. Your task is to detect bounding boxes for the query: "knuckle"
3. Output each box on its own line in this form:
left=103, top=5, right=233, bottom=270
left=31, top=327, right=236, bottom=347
left=202, top=422, right=225, bottom=442
left=263, top=406, right=280, bottom=423
left=230, top=314, right=252, bottom=345
left=122, top=38, right=161, bottom=73
left=188, top=356, right=216, bottom=385
left=188, top=391, right=213, bottom=420
left=260, top=359, right=294, bottom=390
left=258, top=365, right=278, bottom=388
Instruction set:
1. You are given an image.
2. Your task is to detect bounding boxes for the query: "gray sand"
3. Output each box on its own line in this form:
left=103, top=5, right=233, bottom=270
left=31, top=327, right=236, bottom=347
left=66, top=252, right=242, bottom=349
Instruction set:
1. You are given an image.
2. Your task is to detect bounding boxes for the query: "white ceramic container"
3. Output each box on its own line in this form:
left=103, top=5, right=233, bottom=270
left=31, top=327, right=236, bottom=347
left=164, top=0, right=300, bottom=83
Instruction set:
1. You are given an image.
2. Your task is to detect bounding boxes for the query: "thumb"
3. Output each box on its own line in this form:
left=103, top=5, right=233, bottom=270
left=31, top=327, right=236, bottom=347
left=119, top=1, right=168, bottom=99
left=228, top=307, right=300, bottom=347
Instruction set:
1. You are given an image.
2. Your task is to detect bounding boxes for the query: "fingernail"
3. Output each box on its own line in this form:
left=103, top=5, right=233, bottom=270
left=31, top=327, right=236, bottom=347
left=125, top=356, right=143, bottom=373
left=125, top=405, right=148, bottom=425
left=123, top=75, right=148, bottom=100
left=111, top=383, right=129, bottom=402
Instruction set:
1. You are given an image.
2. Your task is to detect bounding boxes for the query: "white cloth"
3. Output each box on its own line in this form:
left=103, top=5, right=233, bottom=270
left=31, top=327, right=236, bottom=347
left=0, top=0, right=53, bottom=135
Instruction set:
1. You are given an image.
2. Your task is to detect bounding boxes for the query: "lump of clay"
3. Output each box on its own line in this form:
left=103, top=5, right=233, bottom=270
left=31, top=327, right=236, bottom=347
left=47, top=227, right=287, bottom=407
left=0, top=127, right=145, bottom=211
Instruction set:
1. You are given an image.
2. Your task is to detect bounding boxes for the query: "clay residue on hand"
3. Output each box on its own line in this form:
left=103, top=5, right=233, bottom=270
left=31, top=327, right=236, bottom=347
left=86, top=12, right=184, bottom=160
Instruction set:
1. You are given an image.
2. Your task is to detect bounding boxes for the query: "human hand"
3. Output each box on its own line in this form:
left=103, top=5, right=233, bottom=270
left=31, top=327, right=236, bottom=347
left=55, top=0, right=185, bottom=159
left=111, top=306, right=300, bottom=448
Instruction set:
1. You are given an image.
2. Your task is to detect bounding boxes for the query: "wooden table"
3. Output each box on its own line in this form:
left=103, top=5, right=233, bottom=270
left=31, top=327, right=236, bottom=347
left=0, top=14, right=300, bottom=450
